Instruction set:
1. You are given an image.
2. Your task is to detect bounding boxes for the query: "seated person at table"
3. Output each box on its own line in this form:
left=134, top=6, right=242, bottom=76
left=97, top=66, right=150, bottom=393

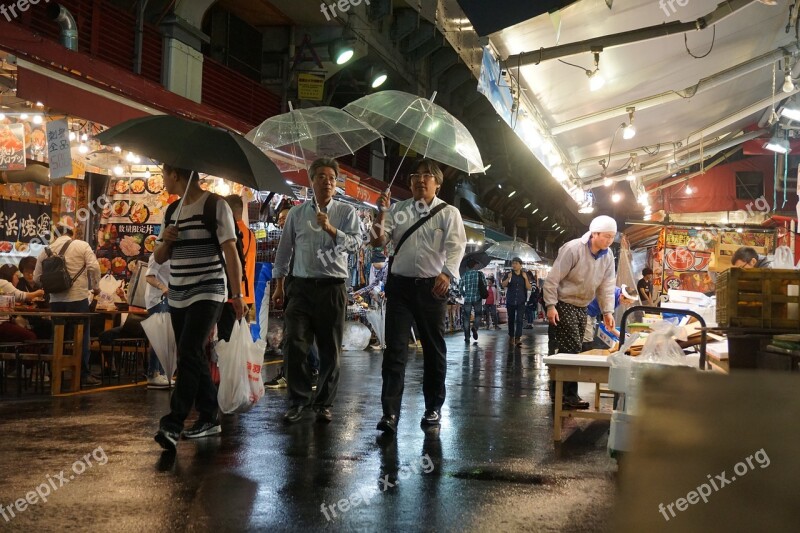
left=731, top=247, right=771, bottom=269
left=14, top=258, right=53, bottom=340
left=0, top=275, right=44, bottom=342
left=582, top=285, right=638, bottom=352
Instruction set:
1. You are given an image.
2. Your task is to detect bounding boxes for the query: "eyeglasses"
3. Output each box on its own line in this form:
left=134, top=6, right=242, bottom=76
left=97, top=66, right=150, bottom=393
left=313, top=174, right=338, bottom=183
left=410, top=173, right=435, bottom=182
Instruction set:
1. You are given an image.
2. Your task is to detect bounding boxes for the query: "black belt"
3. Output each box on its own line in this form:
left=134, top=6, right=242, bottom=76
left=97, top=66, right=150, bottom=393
left=293, top=277, right=345, bottom=286
left=391, top=275, right=437, bottom=285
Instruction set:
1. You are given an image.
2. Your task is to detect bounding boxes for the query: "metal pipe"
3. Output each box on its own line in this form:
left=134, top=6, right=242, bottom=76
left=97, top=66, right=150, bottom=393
left=553, top=42, right=800, bottom=135
left=506, top=0, right=756, bottom=66
left=647, top=146, right=744, bottom=191
left=47, top=3, right=78, bottom=51
left=582, top=130, right=764, bottom=189
left=134, top=0, right=149, bottom=75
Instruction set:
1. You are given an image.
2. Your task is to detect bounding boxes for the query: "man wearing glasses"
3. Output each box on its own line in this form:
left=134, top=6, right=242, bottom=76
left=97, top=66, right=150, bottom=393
left=272, top=158, right=361, bottom=424
left=371, top=159, right=466, bottom=434
left=543, top=215, right=617, bottom=410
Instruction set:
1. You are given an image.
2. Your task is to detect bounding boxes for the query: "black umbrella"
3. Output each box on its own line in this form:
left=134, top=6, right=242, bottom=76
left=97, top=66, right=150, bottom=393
left=95, top=115, right=293, bottom=195
left=459, top=251, right=492, bottom=276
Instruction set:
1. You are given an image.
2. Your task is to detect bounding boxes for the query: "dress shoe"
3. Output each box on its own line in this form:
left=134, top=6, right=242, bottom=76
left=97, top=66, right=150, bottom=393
left=315, top=406, right=332, bottom=423
left=420, top=409, right=441, bottom=426
left=471, top=327, right=478, bottom=340
left=376, top=414, right=398, bottom=434
left=283, top=405, right=305, bottom=424
left=563, top=395, right=590, bottom=409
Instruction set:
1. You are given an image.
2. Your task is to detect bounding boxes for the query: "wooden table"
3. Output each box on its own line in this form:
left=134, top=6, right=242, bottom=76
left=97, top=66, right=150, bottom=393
left=95, top=306, right=148, bottom=331
left=613, top=369, right=800, bottom=531
left=0, top=310, right=95, bottom=395
left=545, top=353, right=611, bottom=442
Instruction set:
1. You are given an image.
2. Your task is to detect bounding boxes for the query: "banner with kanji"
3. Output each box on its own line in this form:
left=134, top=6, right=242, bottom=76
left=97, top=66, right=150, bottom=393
left=0, top=199, right=52, bottom=246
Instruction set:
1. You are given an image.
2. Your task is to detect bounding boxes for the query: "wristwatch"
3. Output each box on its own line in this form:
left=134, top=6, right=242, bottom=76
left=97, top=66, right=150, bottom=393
left=232, top=294, right=244, bottom=299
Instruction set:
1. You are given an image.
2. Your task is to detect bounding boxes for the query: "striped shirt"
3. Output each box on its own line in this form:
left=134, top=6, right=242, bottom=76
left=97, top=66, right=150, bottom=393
left=157, top=193, right=236, bottom=308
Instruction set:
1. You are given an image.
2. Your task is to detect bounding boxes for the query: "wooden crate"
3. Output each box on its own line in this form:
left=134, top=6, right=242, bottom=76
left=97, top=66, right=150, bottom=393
left=716, top=268, right=800, bottom=329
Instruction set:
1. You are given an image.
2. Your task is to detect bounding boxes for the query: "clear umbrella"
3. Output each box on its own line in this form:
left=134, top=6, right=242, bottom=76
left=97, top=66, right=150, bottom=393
left=246, top=105, right=384, bottom=174
left=486, top=240, right=541, bottom=263
left=246, top=104, right=384, bottom=229
left=343, top=90, right=485, bottom=188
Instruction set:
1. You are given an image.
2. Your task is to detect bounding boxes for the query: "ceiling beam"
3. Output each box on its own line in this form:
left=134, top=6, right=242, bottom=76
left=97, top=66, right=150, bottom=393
left=505, top=0, right=757, bottom=66
left=551, top=42, right=800, bottom=135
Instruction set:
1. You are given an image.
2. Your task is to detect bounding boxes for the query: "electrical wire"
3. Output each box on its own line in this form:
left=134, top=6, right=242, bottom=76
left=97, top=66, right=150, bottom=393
left=684, top=26, right=715, bottom=59
left=558, top=59, right=589, bottom=72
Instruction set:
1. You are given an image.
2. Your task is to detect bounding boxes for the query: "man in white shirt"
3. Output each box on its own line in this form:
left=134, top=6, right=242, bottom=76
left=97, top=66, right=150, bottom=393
left=371, top=159, right=467, bottom=434
left=34, top=224, right=101, bottom=386
left=272, top=158, right=361, bottom=425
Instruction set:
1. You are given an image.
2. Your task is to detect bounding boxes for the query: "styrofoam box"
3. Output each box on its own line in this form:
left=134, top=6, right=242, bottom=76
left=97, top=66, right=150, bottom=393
left=667, top=289, right=712, bottom=306
left=608, top=364, right=631, bottom=393
left=609, top=411, right=637, bottom=452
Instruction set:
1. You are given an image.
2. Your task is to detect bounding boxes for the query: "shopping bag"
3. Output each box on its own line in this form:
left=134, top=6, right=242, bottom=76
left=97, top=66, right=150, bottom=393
left=141, top=310, right=177, bottom=382
left=216, top=319, right=265, bottom=414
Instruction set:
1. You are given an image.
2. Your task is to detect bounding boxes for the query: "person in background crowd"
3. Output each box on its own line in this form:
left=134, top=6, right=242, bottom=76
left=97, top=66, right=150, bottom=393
left=264, top=204, right=321, bottom=390
left=371, top=158, right=467, bottom=434
left=582, top=285, right=638, bottom=352
left=544, top=215, right=617, bottom=410
left=152, top=164, right=244, bottom=451
left=637, top=267, right=654, bottom=307
left=484, top=277, right=500, bottom=329
left=144, top=254, right=170, bottom=389
left=272, top=158, right=360, bottom=424
left=501, top=257, right=531, bottom=347
left=34, top=224, right=102, bottom=387
left=0, top=268, right=44, bottom=342
left=731, top=247, right=771, bottom=269
left=216, top=194, right=256, bottom=344
left=15, top=257, right=40, bottom=293
left=8, top=260, right=52, bottom=341
left=459, top=259, right=485, bottom=343
left=524, top=271, right=539, bottom=329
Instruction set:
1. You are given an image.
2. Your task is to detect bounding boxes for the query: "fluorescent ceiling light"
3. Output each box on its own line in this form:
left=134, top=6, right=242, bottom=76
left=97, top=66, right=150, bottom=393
left=780, top=107, right=800, bottom=121
left=764, top=137, right=790, bottom=154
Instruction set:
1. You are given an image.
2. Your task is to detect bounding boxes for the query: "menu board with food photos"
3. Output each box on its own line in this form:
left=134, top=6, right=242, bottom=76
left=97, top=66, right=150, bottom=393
left=0, top=123, right=26, bottom=171
left=95, top=174, right=179, bottom=281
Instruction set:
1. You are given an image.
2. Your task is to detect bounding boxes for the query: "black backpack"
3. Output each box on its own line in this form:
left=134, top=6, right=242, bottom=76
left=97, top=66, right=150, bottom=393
left=164, top=193, right=249, bottom=299
left=40, top=239, right=86, bottom=294
left=478, top=272, right=489, bottom=299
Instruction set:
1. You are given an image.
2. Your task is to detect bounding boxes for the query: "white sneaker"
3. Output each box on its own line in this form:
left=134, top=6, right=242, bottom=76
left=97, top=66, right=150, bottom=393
left=147, top=373, right=170, bottom=389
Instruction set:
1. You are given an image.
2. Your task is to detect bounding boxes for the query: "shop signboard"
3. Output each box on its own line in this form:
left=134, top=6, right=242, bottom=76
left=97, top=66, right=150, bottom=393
left=46, top=119, right=73, bottom=179
left=95, top=175, right=176, bottom=281
left=298, top=73, right=325, bottom=101
left=0, top=123, right=26, bottom=171
left=0, top=199, right=52, bottom=253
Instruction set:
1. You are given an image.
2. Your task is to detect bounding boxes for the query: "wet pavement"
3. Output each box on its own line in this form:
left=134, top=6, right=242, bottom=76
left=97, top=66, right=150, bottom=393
left=0, top=324, right=616, bottom=532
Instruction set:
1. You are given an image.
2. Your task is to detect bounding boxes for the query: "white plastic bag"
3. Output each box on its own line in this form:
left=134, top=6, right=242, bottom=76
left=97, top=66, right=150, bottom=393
left=97, top=274, right=121, bottom=310
left=216, top=319, right=265, bottom=414
left=773, top=246, right=795, bottom=269
left=607, top=333, right=640, bottom=394
left=342, top=321, right=371, bottom=351
left=627, top=321, right=693, bottom=414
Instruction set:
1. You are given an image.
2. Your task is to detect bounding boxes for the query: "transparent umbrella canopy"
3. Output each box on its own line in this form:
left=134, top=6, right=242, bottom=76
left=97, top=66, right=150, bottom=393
left=343, top=90, right=485, bottom=186
left=486, top=241, right=542, bottom=263
left=245, top=105, right=384, bottom=174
